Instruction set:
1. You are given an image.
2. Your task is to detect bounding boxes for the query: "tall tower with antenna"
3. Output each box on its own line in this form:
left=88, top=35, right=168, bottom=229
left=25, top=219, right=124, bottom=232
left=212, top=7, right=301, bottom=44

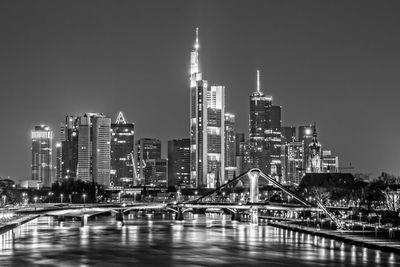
left=190, top=28, right=225, bottom=188
left=248, top=70, right=272, bottom=174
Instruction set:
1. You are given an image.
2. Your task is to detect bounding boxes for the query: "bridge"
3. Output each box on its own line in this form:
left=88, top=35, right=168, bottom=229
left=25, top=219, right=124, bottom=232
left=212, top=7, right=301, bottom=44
left=15, top=169, right=344, bottom=228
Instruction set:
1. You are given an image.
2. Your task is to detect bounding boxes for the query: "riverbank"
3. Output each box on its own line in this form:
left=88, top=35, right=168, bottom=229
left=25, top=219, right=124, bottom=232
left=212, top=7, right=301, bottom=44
left=267, top=221, right=400, bottom=254
left=0, top=214, right=40, bottom=234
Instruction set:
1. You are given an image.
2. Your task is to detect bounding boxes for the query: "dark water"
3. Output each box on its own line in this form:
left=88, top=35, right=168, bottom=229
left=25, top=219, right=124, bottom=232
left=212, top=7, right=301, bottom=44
left=0, top=214, right=398, bottom=266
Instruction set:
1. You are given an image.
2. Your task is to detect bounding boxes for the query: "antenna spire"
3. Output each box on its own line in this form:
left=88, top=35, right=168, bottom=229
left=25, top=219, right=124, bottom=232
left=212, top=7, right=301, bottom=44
left=194, top=27, right=199, bottom=50
left=256, top=70, right=260, bottom=93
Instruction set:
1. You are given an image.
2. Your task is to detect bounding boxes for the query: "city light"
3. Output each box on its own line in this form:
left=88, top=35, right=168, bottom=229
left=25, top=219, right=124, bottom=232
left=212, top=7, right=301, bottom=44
left=1, top=2, right=398, bottom=265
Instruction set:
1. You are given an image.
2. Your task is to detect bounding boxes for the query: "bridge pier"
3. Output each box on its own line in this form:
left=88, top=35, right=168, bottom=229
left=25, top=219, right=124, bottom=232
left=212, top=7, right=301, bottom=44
left=81, top=215, right=89, bottom=226
left=175, top=208, right=184, bottom=221
left=57, top=216, right=65, bottom=225
left=231, top=211, right=240, bottom=221
left=116, top=210, right=124, bottom=222
left=250, top=207, right=258, bottom=224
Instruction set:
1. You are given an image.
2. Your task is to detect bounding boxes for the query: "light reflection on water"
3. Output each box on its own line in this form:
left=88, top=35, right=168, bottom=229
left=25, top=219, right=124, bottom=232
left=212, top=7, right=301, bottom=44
left=0, top=214, right=398, bottom=266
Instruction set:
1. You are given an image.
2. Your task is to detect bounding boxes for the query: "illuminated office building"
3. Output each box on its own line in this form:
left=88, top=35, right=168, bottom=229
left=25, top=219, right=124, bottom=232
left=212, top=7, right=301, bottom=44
left=281, top=126, right=296, bottom=144
left=31, top=125, right=53, bottom=187
left=235, top=132, right=245, bottom=174
left=55, top=142, right=62, bottom=180
left=298, top=125, right=314, bottom=171
left=110, top=112, right=135, bottom=188
left=237, top=141, right=257, bottom=175
left=190, top=28, right=225, bottom=188
left=322, top=150, right=339, bottom=173
left=144, top=159, right=167, bottom=187
left=168, top=138, right=191, bottom=187
left=284, top=141, right=304, bottom=184
left=74, top=113, right=111, bottom=186
left=265, top=105, right=282, bottom=176
left=224, top=113, right=236, bottom=182
left=60, top=116, right=79, bottom=180
left=249, top=70, right=271, bottom=174
left=136, top=138, right=161, bottom=185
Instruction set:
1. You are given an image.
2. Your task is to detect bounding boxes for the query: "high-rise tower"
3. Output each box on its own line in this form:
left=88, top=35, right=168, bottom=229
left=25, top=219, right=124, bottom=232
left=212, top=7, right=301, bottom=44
left=190, top=28, right=225, bottom=188
left=60, top=116, right=79, bottom=180
left=265, top=105, right=282, bottom=176
left=31, top=125, right=53, bottom=187
left=249, top=70, right=271, bottom=173
left=75, top=113, right=111, bottom=186
left=110, top=112, right=135, bottom=187
left=136, top=138, right=161, bottom=185
left=225, top=113, right=236, bottom=182
left=168, top=138, right=190, bottom=187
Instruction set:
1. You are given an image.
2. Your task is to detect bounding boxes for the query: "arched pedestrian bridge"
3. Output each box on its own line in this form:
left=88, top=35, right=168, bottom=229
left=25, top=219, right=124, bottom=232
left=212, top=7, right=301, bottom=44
left=16, top=169, right=345, bottom=228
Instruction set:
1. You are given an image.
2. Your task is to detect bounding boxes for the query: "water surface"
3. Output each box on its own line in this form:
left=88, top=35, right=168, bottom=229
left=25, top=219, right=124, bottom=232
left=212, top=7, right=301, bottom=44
left=0, top=214, right=398, bottom=266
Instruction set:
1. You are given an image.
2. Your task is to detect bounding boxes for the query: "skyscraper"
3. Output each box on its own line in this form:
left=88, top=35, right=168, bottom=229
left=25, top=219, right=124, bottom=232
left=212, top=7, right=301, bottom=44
left=55, top=142, right=62, bottom=180
left=145, top=159, right=167, bottom=187
left=225, top=113, right=236, bottom=182
left=74, top=113, right=111, bottom=186
left=265, top=105, right=282, bottom=176
left=168, top=138, right=191, bottom=187
left=92, top=115, right=111, bottom=185
left=136, top=138, right=161, bottom=185
left=110, top=112, right=135, bottom=187
left=281, top=126, right=297, bottom=183
left=31, top=125, right=53, bottom=187
left=190, top=28, right=225, bottom=188
left=298, top=125, right=314, bottom=149
left=60, top=116, right=79, bottom=180
left=298, top=125, right=314, bottom=171
left=77, top=115, right=91, bottom=181
left=281, top=126, right=296, bottom=144
left=235, top=132, right=245, bottom=174
left=237, top=141, right=257, bottom=175
left=284, top=141, right=305, bottom=184
left=249, top=70, right=271, bottom=174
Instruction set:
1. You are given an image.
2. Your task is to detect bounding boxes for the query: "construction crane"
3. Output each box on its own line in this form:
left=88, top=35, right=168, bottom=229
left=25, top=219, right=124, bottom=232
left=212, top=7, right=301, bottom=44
left=128, top=152, right=139, bottom=186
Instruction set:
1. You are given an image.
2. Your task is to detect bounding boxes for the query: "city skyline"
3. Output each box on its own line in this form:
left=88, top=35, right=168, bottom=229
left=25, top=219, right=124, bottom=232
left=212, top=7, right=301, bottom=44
left=1, top=1, right=400, bottom=180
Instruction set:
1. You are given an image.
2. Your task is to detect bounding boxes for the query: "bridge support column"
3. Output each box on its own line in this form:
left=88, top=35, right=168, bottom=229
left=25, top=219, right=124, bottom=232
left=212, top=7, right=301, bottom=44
left=231, top=211, right=240, bottom=221
left=250, top=207, right=258, bottom=224
left=248, top=171, right=259, bottom=203
left=58, top=216, right=65, bottom=225
left=175, top=208, right=184, bottom=221
left=81, top=215, right=89, bottom=226
left=116, top=210, right=124, bottom=222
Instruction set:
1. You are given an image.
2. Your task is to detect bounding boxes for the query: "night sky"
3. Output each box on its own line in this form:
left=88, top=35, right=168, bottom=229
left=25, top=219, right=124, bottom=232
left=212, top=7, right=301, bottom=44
left=0, top=0, right=399, bottom=181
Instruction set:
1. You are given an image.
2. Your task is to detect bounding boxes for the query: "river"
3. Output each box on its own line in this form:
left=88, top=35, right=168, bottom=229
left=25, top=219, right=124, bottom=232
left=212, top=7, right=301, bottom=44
left=0, top=213, right=398, bottom=266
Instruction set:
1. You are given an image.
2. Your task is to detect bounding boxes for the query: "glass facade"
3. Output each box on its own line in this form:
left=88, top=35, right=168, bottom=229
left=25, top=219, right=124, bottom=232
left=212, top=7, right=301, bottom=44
left=31, top=125, right=53, bottom=187
left=110, top=112, right=135, bottom=187
left=168, top=138, right=191, bottom=187
left=189, top=29, right=225, bottom=188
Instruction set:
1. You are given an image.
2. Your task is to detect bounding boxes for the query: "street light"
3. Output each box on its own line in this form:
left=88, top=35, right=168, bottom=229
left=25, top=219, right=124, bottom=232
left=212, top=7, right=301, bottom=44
left=48, top=192, right=53, bottom=204
left=21, top=192, right=26, bottom=203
